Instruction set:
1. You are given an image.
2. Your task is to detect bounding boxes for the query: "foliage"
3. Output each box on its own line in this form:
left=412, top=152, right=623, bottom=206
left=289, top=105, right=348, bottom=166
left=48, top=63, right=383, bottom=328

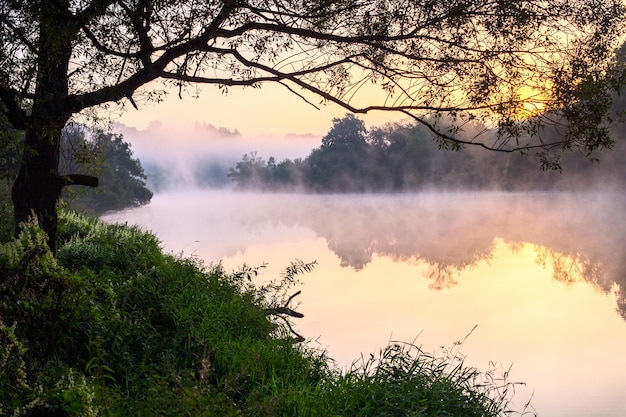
left=0, top=122, right=21, bottom=241
left=322, top=339, right=527, bottom=417
left=229, top=113, right=626, bottom=192
left=0, top=125, right=21, bottom=182
left=228, top=153, right=308, bottom=191
left=2, top=0, right=623, bottom=152
left=0, top=180, right=14, bottom=242
left=60, top=126, right=153, bottom=215
left=307, top=115, right=373, bottom=191
left=0, top=211, right=526, bottom=416
left=0, top=123, right=152, bottom=218
left=0, top=211, right=315, bottom=415
left=227, top=152, right=272, bottom=190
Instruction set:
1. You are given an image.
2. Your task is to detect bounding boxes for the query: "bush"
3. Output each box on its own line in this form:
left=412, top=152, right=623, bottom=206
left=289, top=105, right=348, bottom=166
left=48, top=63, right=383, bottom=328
left=0, top=212, right=327, bottom=415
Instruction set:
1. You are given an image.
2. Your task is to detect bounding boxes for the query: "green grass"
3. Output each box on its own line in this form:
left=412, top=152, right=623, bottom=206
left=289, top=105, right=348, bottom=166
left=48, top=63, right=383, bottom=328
left=0, top=210, right=530, bottom=416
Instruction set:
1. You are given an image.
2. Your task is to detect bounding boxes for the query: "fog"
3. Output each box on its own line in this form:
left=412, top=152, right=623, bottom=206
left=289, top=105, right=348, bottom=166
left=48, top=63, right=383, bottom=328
left=105, top=190, right=626, bottom=306
left=109, top=118, right=626, bottom=315
left=114, top=120, right=321, bottom=189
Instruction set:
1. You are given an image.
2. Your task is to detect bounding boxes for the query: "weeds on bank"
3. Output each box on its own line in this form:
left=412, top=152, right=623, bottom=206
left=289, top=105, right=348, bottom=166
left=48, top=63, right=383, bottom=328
left=0, top=210, right=529, bottom=416
left=323, top=334, right=530, bottom=417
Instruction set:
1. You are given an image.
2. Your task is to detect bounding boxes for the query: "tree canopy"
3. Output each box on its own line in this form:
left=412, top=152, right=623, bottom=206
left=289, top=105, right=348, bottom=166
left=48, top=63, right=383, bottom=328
left=60, top=126, right=153, bottom=214
left=1, top=0, right=625, bottom=249
left=228, top=114, right=626, bottom=192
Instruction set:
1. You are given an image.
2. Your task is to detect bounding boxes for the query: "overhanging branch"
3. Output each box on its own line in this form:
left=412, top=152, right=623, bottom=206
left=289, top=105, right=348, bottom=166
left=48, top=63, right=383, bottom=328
left=67, top=0, right=239, bottom=113
left=264, top=290, right=305, bottom=343
left=60, top=174, right=99, bottom=188
left=404, top=111, right=565, bottom=153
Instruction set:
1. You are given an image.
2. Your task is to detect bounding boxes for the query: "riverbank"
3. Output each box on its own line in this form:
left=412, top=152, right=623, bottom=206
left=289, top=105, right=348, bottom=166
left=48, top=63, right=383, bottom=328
left=1, top=210, right=523, bottom=416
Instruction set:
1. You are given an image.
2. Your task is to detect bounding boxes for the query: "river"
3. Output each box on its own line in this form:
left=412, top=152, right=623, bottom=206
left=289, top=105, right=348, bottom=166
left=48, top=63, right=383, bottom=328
left=103, top=190, right=626, bottom=416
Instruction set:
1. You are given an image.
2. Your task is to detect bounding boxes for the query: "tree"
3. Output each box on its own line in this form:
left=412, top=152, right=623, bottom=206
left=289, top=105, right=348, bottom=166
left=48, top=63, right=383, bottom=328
left=60, top=126, right=153, bottom=214
left=229, top=111, right=626, bottom=192
left=228, top=151, right=266, bottom=189
left=1, top=0, right=624, bottom=250
left=308, top=114, right=372, bottom=190
left=1, top=123, right=151, bottom=216
left=320, top=114, right=367, bottom=151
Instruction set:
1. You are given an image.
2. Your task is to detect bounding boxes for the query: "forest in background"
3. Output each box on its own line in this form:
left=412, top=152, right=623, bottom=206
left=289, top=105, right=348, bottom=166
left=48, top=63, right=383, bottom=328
left=4, top=109, right=626, bottom=214
left=227, top=113, right=626, bottom=193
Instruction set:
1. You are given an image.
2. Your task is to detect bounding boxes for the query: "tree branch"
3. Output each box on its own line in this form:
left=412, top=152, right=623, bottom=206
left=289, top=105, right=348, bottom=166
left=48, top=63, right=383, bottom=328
left=80, top=24, right=141, bottom=59
left=66, top=0, right=239, bottom=113
left=60, top=174, right=99, bottom=188
left=404, top=111, right=564, bottom=153
left=264, top=290, right=305, bottom=343
left=0, top=86, right=28, bottom=130
left=74, top=0, right=117, bottom=27
left=2, top=13, right=38, bottom=53
left=204, top=46, right=503, bottom=115
left=117, top=0, right=154, bottom=66
left=214, top=19, right=505, bottom=56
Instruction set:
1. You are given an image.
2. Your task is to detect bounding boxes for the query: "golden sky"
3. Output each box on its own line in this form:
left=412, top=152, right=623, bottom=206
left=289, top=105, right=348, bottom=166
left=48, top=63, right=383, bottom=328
left=117, top=81, right=407, bottom=137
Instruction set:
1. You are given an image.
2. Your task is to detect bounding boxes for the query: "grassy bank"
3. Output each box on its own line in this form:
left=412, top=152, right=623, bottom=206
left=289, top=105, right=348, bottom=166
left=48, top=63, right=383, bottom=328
left=0, top=210, right=526, bottom=416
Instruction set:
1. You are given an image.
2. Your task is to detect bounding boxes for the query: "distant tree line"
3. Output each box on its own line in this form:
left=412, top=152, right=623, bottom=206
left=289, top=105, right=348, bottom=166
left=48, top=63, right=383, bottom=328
left=228, top=114, right=626, bottom=193
left=1, top=125, right=152, bottom=216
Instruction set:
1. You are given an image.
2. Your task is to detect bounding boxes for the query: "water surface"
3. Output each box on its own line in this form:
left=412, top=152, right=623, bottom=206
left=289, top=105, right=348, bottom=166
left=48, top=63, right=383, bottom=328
left=104, top=190, right=626, bottom=416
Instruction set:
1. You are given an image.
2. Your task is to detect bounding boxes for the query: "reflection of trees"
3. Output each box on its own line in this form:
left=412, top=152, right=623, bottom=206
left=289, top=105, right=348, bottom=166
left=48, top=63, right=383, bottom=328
left=272, top=194, right=500, bottom=272
left=618, top=292, right=626, bottom=322
left=423, top=264, right=462, bottom=290
left=532, top=246, right=626, bottom=322
left=535, top=248, right=604, bottom=286
left=244, top=192, right=626, bottom=322
left=389, top=245, right=495, bottom=290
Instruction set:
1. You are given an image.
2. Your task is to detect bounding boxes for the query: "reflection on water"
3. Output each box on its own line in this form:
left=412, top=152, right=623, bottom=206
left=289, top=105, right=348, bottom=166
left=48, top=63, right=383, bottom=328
left=103, top=190, right=626, bottom=416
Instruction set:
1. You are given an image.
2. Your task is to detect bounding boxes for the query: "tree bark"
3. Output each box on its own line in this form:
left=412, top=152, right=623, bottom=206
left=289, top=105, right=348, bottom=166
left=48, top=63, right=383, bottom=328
left=12, top=125, right=99, bottom=253
left=10, top=1, right=92, bottom=253
left=12, top=125, right=65, bottom=253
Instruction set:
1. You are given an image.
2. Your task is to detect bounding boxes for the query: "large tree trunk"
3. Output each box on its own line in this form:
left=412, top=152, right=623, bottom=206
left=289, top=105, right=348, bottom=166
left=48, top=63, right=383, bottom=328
left=11, top=124, right=66, bottom=253
left=9, top=1, right=88, bottom=253
left=12, top=123, right=99, bottom=252
left=11, top=3, right=71, bottom=253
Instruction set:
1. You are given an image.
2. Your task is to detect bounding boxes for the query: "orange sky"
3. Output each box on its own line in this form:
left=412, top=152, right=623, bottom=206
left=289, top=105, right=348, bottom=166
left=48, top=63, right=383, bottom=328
left=117, top=81, right=408, bottom=138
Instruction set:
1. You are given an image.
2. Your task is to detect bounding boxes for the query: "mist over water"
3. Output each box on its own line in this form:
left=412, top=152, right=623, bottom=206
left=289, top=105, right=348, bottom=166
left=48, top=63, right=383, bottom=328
left=104, top=190, right=626, bottom=417
left=113, top=121, right=320, bottom=190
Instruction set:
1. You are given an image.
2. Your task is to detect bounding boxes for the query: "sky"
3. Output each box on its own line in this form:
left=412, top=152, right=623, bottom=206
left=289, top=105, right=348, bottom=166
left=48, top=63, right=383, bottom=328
left=116, top=81, right=406, bottom=138
left=109, top=80, right=409, bottom=183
